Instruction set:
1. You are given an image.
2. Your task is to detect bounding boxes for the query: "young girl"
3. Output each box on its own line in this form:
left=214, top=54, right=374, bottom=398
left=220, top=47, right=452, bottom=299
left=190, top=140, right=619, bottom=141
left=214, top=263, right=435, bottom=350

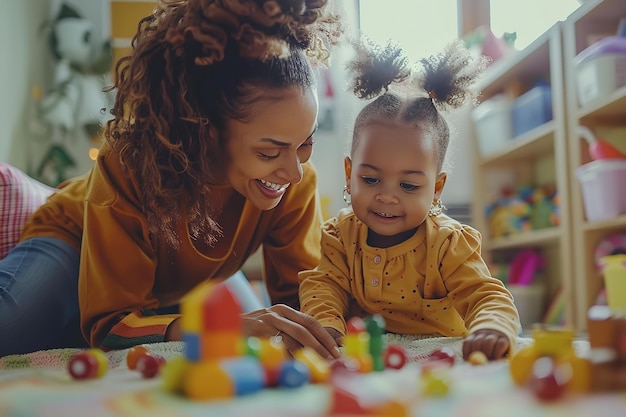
left=299, top=39, right=521, bottom=361
left=0, top=0, right=343, bottom=359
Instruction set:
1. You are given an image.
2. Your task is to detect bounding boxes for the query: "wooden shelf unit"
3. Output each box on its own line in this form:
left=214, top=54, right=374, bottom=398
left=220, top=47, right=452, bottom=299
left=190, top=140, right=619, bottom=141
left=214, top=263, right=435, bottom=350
left=562, top=0, right=626, bottom=330
left=471, top=0, right=626, bottom=331
left=470, top=22, right=575, bottom=329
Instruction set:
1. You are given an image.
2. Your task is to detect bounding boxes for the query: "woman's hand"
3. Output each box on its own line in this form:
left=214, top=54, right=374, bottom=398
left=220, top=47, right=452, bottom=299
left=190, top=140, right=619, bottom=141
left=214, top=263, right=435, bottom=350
left=242, top=304, right=341, bottom=360
left=165, top=318, right=182, bottom=341
left=462, top=329, right=510, bottom=361
left=325, top=327, right=344, bottom=347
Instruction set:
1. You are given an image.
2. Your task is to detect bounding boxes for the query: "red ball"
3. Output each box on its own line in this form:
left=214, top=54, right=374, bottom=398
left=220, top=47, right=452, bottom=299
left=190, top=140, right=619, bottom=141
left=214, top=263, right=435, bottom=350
left=68, top=351, right=99, bottom=380
left=136, top=353, right=166, bottom=379
left=428, top=347, right=456, bottom=366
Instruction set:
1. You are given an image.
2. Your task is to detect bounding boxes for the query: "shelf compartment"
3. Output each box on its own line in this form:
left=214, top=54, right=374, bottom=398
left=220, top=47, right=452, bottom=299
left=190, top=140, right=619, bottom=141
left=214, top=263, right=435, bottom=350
left=478, top=121, right=556, bottom=166
left=578, top=86, right=626, bottom=124
left=582, top=213, right=626, bottom=232
left=486, top=227, right=562, bottom=250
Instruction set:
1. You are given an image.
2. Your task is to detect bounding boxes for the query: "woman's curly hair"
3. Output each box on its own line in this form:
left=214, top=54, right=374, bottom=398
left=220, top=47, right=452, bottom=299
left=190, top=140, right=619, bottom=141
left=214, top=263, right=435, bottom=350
left=347, top=37, right=487, bottom=170
left=104, top=0, right=342, bottom=249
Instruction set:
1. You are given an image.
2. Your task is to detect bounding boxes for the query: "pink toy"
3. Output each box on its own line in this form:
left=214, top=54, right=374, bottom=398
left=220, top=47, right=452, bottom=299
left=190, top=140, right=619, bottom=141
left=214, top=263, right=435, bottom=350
left=508, top=249, right=544, bottom=286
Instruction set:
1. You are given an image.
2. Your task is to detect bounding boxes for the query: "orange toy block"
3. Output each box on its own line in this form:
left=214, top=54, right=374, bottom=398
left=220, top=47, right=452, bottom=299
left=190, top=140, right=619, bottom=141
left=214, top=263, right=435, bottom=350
left=257, top=337, right=288, bottom=369
left=184, top=361, right=233, bottom=400
left=201, top=330, right=244, bottom=361
left=294, top=347, right=330, bottom=383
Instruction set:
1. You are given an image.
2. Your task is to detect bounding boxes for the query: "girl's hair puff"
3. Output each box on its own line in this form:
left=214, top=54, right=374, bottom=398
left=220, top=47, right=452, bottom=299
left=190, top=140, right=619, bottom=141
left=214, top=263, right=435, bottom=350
left=104, top=0, right=342, bottom=249
left=348, top=38, right=487, bottom=171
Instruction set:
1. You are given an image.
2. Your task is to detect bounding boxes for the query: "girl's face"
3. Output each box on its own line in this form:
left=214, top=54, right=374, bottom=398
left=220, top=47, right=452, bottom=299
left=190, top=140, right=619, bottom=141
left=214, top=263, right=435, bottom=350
left=344, top=121, right=447, bottom=246
left=224, top=86, right=318, bottom=211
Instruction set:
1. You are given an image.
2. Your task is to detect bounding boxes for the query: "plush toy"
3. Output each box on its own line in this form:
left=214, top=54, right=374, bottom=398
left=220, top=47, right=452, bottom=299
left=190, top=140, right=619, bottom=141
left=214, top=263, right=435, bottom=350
left=463, top=25, right=516, bottom=65
left=485, top=183, right=560, bottom=239
left=485, top=186, right=532, bottom=238
left=35, top=3, right=113, bottom=185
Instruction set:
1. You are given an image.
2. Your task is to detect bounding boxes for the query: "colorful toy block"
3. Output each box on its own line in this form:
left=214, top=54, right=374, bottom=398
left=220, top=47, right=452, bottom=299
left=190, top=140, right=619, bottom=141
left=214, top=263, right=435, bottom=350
left=163, top=283, right=416, bottom=405
left=161, top=280, right=327, bottom=400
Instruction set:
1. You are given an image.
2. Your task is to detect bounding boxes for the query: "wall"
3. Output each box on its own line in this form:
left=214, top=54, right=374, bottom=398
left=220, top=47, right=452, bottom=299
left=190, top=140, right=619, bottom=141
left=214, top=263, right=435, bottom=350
left=442, top=106, right=475, bottom=206
left=0, top=0, right=51, bottom=169
left=0, top=0, right=110, bottom=181
left=309, top=0, right=361, bottom=219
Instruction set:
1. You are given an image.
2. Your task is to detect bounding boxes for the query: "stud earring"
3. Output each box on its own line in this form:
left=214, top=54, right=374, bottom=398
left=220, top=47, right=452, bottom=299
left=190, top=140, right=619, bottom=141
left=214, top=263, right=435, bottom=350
left=428, top=199, right=446, bottom=217
left=342, top=186, right=351, bottom=206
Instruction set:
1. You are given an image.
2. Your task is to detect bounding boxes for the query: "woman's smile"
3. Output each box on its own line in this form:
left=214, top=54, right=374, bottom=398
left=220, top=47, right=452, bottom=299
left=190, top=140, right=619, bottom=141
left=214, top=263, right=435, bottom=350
left=256, top=178, right=290, bottom=199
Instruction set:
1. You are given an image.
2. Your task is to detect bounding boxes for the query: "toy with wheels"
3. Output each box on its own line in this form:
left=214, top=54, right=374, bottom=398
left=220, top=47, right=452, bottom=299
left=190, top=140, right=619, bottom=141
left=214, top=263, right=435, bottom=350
left=509, top=326, right=590, bottom=400
left=68, top=348, right=108, bottom=380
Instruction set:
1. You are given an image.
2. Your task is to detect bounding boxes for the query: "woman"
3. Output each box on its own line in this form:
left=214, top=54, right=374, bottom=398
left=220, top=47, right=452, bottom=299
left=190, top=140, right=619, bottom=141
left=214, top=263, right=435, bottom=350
left=0, top=0, right=342, bottom=359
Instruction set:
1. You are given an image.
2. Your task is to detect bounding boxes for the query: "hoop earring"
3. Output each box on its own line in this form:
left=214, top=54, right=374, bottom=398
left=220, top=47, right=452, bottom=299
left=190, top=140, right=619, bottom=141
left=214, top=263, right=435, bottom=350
left=428, top=199, right=446, bottom=217
left=342, top=186, right=351, bottom=206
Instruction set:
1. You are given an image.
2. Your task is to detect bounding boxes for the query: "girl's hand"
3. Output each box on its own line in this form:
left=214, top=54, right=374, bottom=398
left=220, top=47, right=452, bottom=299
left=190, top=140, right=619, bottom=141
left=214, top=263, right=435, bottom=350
left=462, top=329, right=510, bottom=361
left=241, top=304, right=341, bottom=360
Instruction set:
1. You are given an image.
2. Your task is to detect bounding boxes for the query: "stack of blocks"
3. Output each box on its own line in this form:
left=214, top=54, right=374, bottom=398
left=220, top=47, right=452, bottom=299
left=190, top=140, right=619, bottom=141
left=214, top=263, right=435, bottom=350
left=161, top=281, right=324, bottom=400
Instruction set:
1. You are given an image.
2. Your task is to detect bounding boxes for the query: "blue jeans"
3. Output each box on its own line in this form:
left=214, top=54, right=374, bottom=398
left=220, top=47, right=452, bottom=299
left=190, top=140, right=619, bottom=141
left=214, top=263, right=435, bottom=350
left=0, top=237, right=85, bottom=356
left=0, top=238, right=268, bottom=357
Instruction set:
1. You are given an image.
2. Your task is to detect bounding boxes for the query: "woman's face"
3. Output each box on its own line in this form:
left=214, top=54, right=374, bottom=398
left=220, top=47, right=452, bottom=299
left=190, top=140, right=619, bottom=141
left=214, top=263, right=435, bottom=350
left=224, top=86, right=318, bottom=211
left=344, top=121, right=446, bottom=245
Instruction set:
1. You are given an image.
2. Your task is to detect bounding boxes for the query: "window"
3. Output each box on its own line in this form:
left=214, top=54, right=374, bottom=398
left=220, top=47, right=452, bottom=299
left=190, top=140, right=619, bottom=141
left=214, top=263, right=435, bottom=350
left=490, top=0, right=580, bottom=50
left=359, top=0, right=582, bottom=54
left=358, top=0, right=459, bottom=61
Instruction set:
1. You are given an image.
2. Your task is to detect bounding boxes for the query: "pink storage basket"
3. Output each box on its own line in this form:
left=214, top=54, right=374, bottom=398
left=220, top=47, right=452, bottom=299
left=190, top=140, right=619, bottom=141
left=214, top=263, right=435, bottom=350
left=575, top=159, right=626, bottom=222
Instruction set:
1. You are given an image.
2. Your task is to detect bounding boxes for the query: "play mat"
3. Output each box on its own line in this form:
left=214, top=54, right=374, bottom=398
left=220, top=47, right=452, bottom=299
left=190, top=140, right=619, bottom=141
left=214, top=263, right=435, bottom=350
left=1, top=335, right=625, bottom=417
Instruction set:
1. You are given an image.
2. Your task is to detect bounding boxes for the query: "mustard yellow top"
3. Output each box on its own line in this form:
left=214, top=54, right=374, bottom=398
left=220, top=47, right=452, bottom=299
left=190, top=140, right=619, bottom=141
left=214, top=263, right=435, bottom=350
left=299, top=208, right=520, bottom=345
left=21, top=142, right=323, bottom=349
